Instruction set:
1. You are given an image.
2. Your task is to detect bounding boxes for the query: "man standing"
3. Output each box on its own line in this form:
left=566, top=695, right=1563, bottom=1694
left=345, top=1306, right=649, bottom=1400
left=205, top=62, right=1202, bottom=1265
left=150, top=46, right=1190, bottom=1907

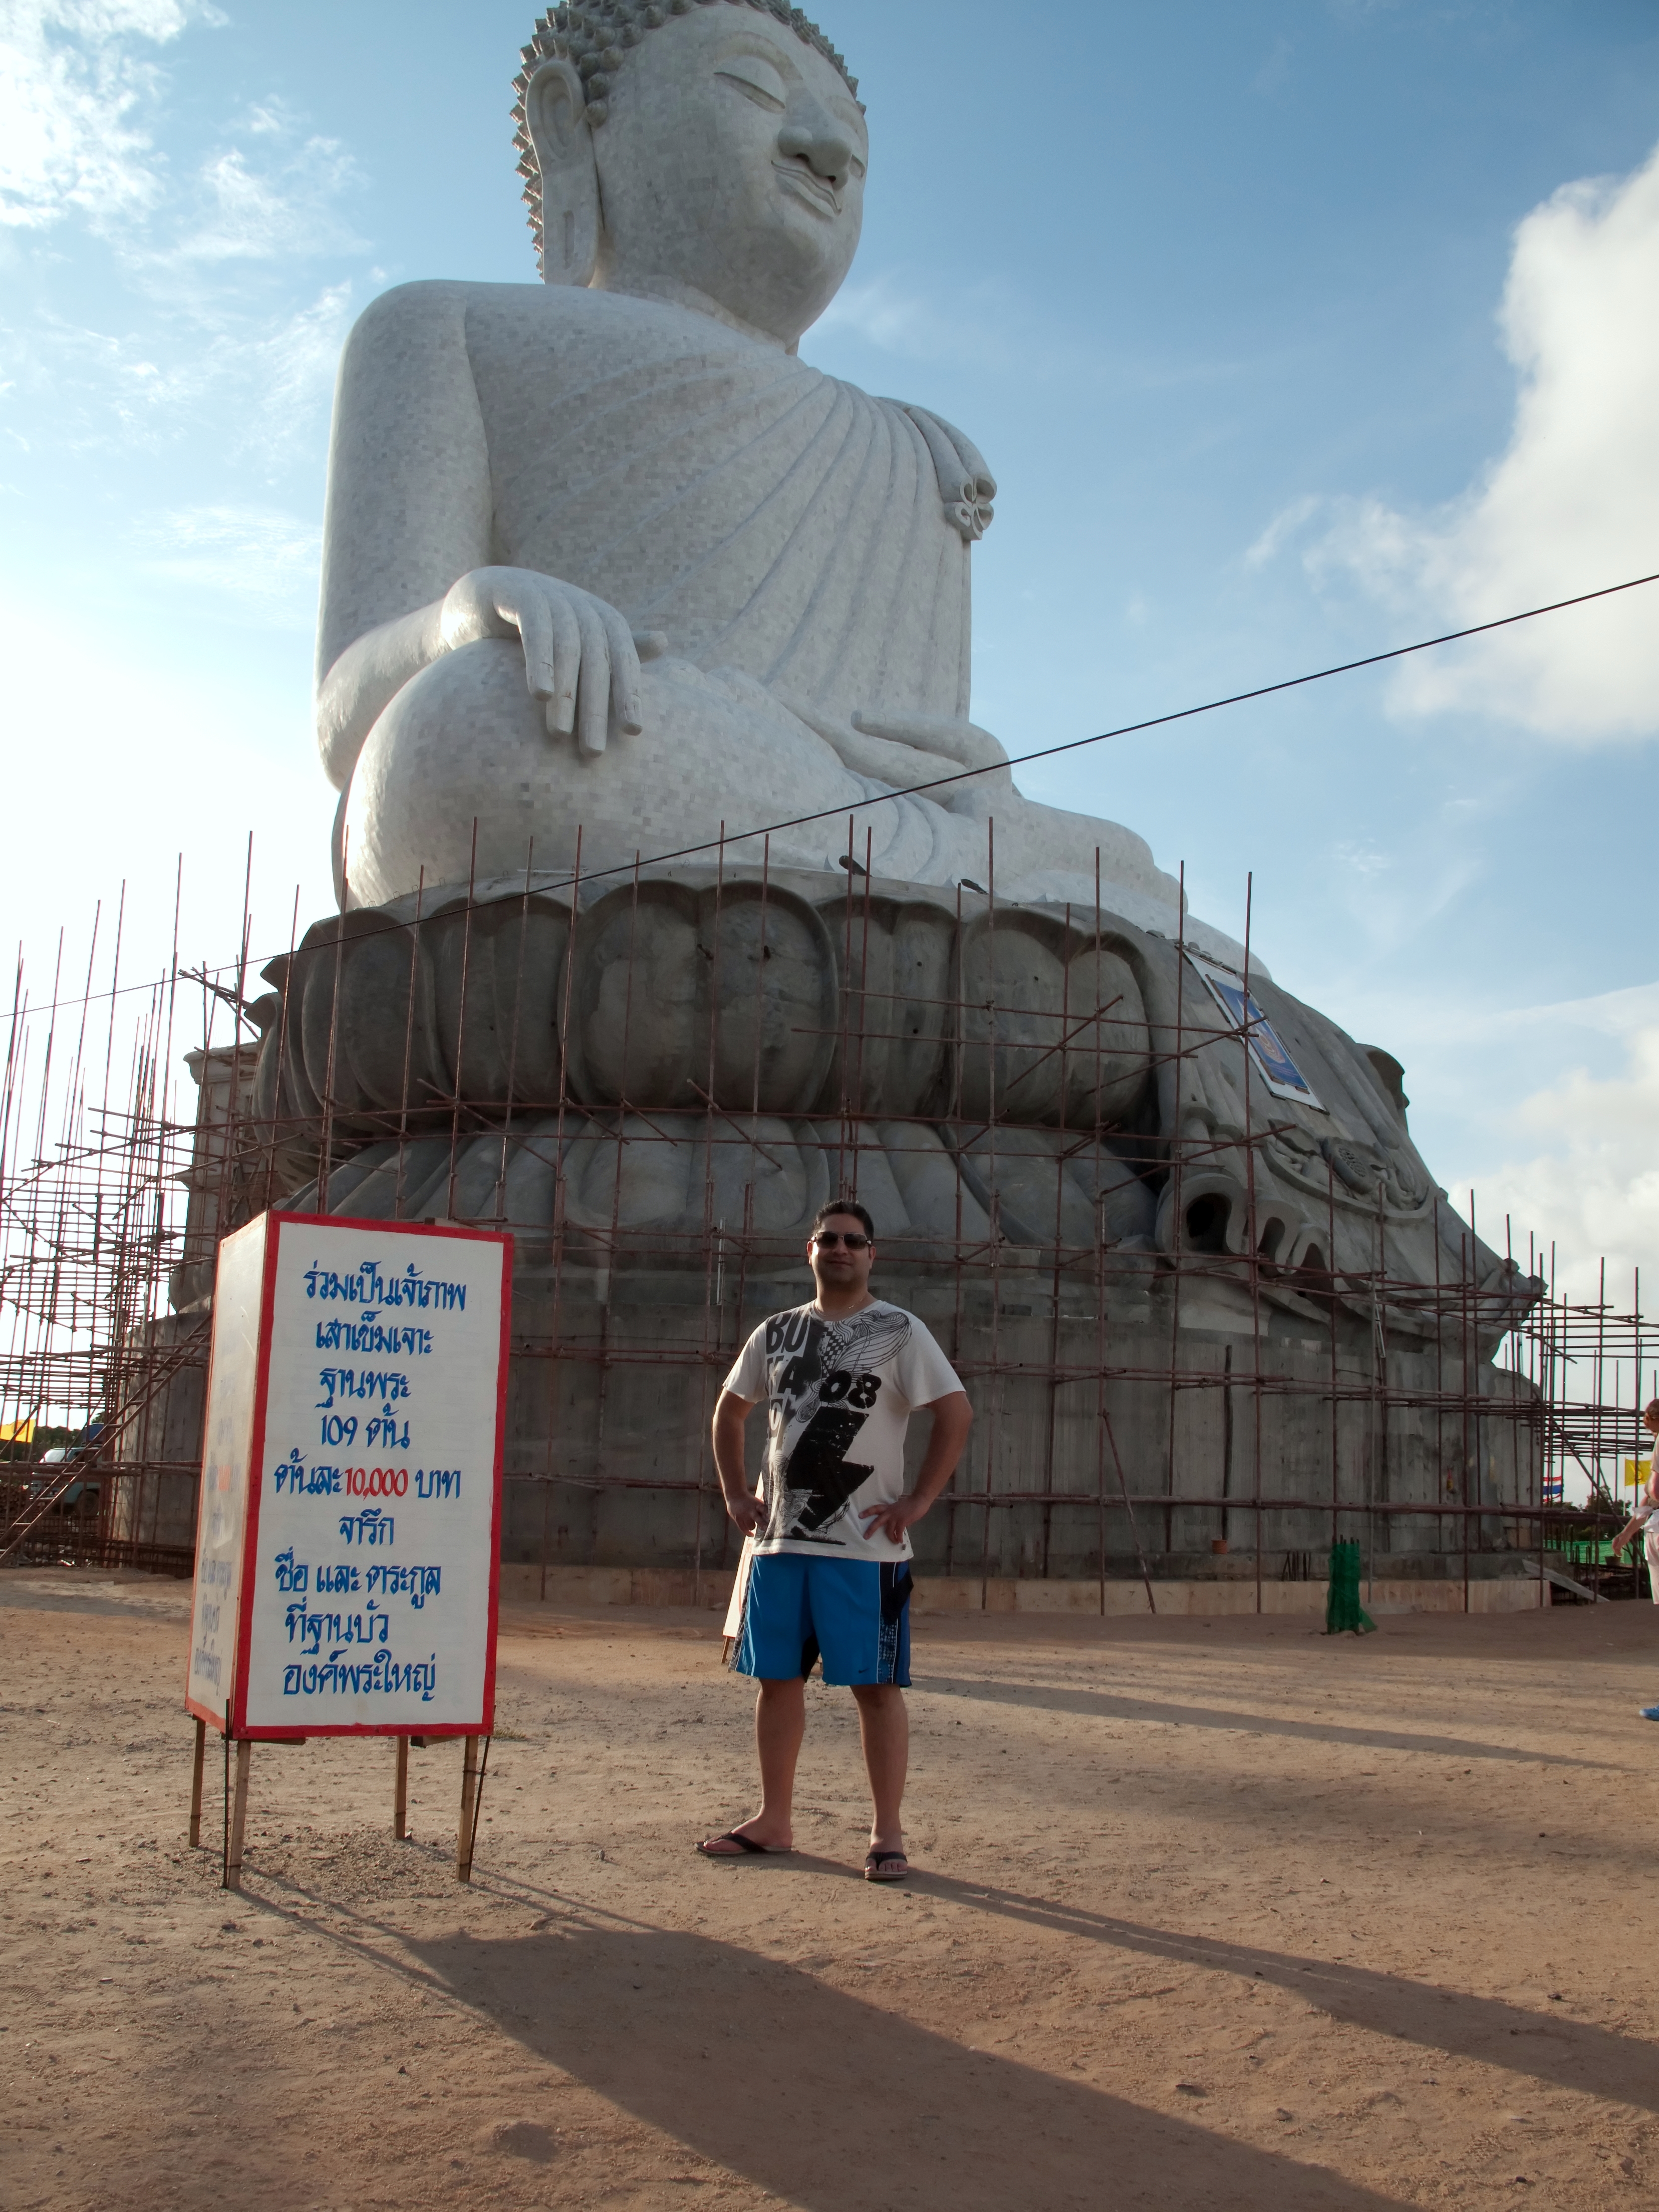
left=698, top=1202, right=972, bottom=1880
left=1609, top=1399, right=1659, bottom=1718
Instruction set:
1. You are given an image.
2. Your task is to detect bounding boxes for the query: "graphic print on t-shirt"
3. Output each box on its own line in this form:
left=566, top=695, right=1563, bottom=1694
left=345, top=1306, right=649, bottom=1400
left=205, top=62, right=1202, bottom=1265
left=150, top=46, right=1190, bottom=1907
left=758, top=1305, right=913, bottom=1547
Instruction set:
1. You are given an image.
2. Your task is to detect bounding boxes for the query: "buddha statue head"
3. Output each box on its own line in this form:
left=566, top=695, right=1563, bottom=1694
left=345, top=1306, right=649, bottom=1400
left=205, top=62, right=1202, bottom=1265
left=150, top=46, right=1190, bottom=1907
left=512, top=0, right=868, bottom=347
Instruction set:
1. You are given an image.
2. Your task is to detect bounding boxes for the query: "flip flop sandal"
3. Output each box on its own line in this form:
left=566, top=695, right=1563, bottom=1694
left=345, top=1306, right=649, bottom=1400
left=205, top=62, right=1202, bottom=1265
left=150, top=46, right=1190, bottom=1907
left=696, top=1830, right=793, bottom=1857
left=864, top=1849, right=909, bottom=1882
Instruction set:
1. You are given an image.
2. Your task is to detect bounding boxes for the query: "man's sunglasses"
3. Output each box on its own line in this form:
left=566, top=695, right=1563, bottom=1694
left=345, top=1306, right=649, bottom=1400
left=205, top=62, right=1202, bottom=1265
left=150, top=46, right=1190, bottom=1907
left=811, top=1231, right=871, bottom=1250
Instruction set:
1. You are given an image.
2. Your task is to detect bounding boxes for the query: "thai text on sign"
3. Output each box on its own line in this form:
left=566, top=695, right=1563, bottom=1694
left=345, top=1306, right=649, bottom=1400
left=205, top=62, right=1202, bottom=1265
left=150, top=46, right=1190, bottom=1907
left=185, top=1212, right=510, bottom=1738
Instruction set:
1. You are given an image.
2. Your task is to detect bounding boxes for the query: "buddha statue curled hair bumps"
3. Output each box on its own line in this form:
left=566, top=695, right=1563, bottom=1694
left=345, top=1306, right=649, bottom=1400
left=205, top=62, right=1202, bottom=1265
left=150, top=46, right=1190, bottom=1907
left=512, top=0, right=860, bottom=272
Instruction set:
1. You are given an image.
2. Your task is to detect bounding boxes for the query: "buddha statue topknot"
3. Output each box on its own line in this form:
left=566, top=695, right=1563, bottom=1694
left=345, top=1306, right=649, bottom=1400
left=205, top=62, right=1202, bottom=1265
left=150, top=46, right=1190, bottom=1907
left=512, top=1, right=860, bottom=193
left=314, top=0, right=1244, bottom=959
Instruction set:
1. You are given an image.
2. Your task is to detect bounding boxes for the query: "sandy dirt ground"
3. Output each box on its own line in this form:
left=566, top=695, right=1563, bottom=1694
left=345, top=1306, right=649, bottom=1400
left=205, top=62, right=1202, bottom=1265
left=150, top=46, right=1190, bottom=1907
left=4, top=1570, right=1659, bottom=2212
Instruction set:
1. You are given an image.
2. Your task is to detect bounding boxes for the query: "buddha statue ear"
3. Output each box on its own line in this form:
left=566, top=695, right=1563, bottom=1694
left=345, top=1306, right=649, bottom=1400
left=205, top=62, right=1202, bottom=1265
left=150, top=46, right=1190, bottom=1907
left=524, top=58, right=600, bottom=287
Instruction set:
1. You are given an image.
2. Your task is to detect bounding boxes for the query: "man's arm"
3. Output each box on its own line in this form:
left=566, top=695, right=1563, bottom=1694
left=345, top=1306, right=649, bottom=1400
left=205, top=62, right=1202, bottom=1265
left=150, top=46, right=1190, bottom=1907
left=712, top=1388, right=764, bottom=1536
left=1610, top=1512, right=1648, bottom=1557
left=860, top=1391, right=972, bottom=1545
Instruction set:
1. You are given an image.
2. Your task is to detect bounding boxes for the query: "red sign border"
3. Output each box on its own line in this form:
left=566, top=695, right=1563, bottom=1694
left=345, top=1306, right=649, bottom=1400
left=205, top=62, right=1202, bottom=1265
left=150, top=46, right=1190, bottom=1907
left=187, top=1210, right=511, bottom=1742
left=184, top=1211, right=272, bottom=1735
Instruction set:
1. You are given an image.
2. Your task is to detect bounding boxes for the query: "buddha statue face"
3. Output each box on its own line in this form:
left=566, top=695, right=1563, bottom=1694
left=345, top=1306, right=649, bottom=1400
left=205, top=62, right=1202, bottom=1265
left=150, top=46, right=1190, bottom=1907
left=523, top=6, right=869, bottom=347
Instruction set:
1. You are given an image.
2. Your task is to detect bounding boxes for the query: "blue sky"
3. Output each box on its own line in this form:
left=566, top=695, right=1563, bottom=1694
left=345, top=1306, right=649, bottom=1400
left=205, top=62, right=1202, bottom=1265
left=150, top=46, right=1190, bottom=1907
left=3, top=0, right=1658, bottom=1297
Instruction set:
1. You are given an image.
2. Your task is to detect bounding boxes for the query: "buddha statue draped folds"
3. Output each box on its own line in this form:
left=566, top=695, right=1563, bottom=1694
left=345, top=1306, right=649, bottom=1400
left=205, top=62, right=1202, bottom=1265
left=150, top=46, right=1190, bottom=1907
left=318, top=281, right=1221, bottom=952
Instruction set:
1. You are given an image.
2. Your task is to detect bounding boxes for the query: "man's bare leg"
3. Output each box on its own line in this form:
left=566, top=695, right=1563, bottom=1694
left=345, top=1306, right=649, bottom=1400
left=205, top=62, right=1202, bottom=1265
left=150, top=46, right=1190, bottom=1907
left=699, top=1677, right=804, bottom=1854
left=852, top=1683, right=909, bottom=1862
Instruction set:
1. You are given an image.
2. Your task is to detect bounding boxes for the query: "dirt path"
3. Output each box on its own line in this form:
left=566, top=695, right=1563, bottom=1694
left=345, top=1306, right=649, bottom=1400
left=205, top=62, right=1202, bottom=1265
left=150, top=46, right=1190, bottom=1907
left=4, top=1570, right=1658, bottom=2210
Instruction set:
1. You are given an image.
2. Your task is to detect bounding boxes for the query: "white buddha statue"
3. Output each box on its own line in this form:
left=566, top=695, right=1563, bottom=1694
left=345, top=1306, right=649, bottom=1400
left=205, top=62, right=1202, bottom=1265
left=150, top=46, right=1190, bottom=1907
left=316, top=0, right=1240, bottom=961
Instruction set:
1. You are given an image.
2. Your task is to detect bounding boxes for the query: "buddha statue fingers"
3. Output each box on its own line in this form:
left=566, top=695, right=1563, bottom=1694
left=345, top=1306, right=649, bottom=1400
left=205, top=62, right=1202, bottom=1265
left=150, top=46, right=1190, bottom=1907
left=438, top=565, right=650, bottom=754
left=339, top=640, right=877, bottom=909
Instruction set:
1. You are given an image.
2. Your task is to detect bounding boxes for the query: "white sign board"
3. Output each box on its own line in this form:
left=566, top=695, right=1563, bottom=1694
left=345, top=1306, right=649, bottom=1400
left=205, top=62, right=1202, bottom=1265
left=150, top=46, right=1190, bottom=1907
left=185, top=1212, right=511, bottom=1739
left=183, top=1214, right=267, bottom=1728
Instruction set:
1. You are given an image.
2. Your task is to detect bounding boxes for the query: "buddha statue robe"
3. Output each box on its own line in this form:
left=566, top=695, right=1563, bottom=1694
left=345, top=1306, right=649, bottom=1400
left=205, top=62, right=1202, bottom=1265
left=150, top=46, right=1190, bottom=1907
left=319, top=281, right=1228, bottom=955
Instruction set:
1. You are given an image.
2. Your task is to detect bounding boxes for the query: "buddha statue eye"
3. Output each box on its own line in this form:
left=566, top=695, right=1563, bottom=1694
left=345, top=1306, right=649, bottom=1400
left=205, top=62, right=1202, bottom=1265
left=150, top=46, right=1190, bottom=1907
left=715, top=54, right=789, bottom=112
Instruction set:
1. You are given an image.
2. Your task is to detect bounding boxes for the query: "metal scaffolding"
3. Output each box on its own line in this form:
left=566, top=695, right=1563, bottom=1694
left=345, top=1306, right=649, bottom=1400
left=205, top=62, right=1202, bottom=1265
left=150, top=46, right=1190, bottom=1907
left=1, top=845, right=1651, bottom=1609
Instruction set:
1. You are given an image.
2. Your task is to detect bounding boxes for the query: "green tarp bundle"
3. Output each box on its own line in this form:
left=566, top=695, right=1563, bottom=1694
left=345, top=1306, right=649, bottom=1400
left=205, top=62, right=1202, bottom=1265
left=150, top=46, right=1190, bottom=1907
left=1325, top=1539, right=1376, bottom=1634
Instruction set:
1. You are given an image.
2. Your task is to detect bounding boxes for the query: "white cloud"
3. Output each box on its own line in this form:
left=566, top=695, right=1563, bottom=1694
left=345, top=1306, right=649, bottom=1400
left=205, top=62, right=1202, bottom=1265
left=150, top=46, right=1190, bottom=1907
left=0, top=0, right=219, bottom=233
left=1330, top=838, right=1391, bottom=880
left=1244, top=492, right=1320, bottom=570
left=813, top=268, right=1070, bottom=380
left=1265, top=961, right=1659, bottom=1324
left=0, top=6, right=363, bottom=468
left=0, top=5, right=362, bottom=469
left=1449, top=1025, right=1659, bottom=1307
left=162, top=124, right=363, bottom=266
left=0, top=280, right=355, bottom=462
left=815, top=272, right=964, bottom=358
left=131, top=502, right=321, bottom=623
left=1287, top=140, right=1659, bottom=742
left=1252, top=36, right=1292, bottom=96
left=1358, top=977, right=1659, bottom=1305
left=242, top=283, right=352, bottom=442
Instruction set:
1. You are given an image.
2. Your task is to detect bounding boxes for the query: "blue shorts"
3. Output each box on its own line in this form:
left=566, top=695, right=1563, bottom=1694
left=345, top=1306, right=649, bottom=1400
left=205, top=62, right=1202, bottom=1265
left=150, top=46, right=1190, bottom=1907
left=731, top=1552, right=912, bottom=1688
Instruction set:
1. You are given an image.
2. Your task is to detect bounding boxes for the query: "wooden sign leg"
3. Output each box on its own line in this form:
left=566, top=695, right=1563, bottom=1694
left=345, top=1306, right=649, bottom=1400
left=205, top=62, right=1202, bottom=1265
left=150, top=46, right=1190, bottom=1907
left=224, top=1741, right=252, bottom=1892
left=394, top=1736, right=409, bottom=1841
left=188, top=1718, right=207, bottom=1849
left=457, top=1735, right=480, bottom=1884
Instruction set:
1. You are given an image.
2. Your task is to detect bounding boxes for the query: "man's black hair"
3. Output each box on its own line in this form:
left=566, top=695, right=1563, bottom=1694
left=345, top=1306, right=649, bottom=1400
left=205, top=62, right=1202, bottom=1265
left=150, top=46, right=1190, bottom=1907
left=811, top=1197, right=875, bottom=1241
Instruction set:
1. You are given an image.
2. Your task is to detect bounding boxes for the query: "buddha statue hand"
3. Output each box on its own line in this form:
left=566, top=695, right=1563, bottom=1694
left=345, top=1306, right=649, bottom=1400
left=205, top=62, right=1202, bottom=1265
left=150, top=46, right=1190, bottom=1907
left=438, top=566, right=667, bottom=756
left=779, top=694, right=1015, bottom=808
left=850, top=712, right=1014, bottom=799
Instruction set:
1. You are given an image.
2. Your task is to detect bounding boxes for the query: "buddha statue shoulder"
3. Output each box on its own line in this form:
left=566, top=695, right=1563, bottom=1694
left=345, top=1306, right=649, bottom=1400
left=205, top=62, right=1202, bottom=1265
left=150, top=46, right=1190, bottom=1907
left=314, top=0, right=1240, bottom=962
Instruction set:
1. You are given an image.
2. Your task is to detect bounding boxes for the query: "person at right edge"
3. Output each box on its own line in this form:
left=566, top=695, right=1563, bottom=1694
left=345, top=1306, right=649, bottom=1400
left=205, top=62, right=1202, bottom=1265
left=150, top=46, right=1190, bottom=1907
left=698, top=1201, right=973, bottom=1880
left=1610, top=1397, right=1659, bottom=1717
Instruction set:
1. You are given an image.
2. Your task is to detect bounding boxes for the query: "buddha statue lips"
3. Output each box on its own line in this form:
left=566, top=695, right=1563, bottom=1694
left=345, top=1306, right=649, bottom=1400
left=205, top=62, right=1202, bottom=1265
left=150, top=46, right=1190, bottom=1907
left=773, top=157, right=843, bottom=218
left=313, top=1, right=1237, bottom=963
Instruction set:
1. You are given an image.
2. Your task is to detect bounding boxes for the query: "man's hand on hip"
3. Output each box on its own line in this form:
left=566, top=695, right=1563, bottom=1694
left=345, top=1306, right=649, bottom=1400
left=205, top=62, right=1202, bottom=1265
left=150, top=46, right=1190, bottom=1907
left=858, top=1391, right=972, bottom=1546
left=723, top=1487, right=764, bottom=1537
left=858, top=1493, right=931, bottom=1546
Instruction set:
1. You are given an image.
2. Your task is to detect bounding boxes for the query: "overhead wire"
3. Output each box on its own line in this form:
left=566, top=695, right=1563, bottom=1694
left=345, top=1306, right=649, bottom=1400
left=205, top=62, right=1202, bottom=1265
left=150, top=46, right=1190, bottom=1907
left=4, top=564, right=1657, bottom=1022
left=546, top=566, right=1659, bottom=889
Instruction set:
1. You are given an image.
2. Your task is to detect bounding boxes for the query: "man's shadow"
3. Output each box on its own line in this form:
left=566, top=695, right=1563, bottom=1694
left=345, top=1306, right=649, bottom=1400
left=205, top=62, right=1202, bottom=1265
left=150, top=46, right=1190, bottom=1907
left=915, top=1873, right=1659, bottom=2112
left=909, top=1673, right=1618, bottom=1769
left=405, top=1902, right=1417, bottom=2211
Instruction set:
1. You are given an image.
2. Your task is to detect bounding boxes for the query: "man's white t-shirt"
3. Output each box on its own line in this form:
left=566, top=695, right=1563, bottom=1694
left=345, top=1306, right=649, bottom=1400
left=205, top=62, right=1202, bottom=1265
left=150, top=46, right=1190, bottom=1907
left=722, top=1299, right=963, bottom=1563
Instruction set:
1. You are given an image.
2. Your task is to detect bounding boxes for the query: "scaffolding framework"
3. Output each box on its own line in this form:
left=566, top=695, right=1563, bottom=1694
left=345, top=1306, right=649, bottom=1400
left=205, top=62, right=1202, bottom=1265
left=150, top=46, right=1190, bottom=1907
left=1, top=848, right=1650, bottom=1607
